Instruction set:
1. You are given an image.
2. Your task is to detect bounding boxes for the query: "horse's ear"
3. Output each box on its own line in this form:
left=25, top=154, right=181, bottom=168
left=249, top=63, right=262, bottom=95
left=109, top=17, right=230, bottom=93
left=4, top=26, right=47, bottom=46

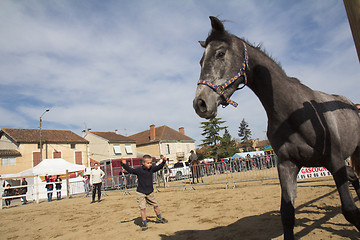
left=209, top=16, right=225, bottom=33
left=199, top=41, right=206, bottom=48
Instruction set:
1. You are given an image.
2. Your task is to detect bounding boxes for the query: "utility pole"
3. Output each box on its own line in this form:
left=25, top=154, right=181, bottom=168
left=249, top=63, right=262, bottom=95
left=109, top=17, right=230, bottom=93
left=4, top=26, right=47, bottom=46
left=39, top=109, right=50, bottom=162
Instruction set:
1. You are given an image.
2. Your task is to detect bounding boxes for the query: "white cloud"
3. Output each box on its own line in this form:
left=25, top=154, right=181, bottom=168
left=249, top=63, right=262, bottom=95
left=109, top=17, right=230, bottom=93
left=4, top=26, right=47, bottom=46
left=0, top=0, right=358, bottom=148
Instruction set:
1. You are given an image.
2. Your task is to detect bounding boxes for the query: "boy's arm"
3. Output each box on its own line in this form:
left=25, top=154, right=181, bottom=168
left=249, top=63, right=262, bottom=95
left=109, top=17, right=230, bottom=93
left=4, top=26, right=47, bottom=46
left=152, top=158, right=167, bottom=172
left=121, top=160, right=136, bottom=174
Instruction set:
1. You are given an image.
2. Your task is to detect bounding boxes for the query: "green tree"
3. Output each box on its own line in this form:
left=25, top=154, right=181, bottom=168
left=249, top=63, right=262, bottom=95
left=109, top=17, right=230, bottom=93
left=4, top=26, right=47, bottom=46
left=200, top=117, right=227, bottom=158
left=238, top=118, right=253, bottom=152
left=218, top=129, right=238, bottom=158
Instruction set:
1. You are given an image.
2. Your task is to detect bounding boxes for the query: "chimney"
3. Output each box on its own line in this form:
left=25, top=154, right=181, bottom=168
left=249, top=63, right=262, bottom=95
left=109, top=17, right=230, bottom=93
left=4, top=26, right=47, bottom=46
left=150, top=124, right=155, bottom=141
left=82, top=130, right=86, bottom=138
left=179, top=127, right=185, bottom=135
left=115, top=129, right=118, bottom=134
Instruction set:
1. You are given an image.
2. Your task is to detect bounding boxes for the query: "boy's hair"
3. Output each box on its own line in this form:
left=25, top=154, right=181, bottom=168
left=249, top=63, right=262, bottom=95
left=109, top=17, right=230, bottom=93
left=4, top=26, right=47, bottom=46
left=143, top=154, right=152, bottom=160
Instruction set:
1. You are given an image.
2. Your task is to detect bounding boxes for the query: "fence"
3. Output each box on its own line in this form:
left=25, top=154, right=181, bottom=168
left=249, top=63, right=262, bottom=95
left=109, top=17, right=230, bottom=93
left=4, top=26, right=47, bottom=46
left=106, top=154, right=280, bottom=193
left=1, top=178, right=86, bottom=209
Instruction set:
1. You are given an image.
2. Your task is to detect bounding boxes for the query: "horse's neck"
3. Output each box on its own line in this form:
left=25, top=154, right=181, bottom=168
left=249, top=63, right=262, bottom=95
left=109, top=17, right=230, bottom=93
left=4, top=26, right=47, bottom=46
left=246, top=47, right=309, bottom=124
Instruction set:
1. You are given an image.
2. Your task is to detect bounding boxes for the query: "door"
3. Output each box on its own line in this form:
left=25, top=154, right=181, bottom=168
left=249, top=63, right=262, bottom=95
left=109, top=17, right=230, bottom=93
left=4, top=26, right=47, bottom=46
left=33, top=152, right=40, bottom=166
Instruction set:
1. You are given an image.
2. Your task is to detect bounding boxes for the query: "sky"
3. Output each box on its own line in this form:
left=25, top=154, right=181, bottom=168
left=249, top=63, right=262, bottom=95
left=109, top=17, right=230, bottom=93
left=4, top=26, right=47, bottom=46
left=0, top=0, right=359, bottom=147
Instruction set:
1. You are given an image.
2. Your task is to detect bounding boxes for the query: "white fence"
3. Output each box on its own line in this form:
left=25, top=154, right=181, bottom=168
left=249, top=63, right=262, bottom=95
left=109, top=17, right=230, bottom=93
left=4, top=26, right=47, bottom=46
left=1, top=177, right=85, bottom=209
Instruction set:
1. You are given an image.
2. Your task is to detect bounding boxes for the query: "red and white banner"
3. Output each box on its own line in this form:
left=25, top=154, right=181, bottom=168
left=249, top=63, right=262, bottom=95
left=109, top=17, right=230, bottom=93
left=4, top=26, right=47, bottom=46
left=297, top=167, right=332, bottom=180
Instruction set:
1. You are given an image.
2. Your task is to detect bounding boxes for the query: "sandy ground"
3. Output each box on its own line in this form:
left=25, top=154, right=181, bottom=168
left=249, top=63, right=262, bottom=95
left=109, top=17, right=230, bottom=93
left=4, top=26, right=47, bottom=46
left=0, top=177, right=359, bottom=240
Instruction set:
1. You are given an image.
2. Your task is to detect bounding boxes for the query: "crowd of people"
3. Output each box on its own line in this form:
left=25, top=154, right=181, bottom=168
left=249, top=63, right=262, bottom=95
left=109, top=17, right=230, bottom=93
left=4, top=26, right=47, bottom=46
left=213, top=153, right=277, bottom=174
left=2, top=178, right=28, bottom=208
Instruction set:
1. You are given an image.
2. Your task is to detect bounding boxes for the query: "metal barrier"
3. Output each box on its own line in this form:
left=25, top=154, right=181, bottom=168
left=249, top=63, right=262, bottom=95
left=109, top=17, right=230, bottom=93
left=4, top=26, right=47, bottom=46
left=113, top=154, right=279, bottom=194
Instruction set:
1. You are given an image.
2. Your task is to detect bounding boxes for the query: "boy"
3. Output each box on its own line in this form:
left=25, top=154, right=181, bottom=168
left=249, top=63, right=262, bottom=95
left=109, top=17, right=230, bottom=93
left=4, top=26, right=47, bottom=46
left=121, top=155, right=168, bottom=231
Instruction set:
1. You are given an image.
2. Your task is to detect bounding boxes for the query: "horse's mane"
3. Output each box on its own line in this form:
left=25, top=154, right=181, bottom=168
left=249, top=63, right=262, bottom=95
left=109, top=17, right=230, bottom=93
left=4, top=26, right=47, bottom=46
left=203, top=18, right=284, bottom=70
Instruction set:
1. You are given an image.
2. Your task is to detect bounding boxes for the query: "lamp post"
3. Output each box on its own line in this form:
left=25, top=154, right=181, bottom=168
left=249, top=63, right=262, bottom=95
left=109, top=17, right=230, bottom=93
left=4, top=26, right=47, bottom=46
left=40, top=109, right=50, bottom=162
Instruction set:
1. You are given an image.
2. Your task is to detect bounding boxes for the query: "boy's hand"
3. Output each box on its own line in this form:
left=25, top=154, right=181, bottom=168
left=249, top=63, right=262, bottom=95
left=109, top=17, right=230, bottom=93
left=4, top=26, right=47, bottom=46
left=121, top=159, right=127, bottom=165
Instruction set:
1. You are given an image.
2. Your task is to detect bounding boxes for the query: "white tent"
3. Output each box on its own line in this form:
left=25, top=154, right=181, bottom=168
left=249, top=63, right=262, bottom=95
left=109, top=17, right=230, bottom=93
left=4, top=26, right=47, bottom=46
left=1, top=158, right=85, bottom=179
left=0, top=159, right=86, bottom=201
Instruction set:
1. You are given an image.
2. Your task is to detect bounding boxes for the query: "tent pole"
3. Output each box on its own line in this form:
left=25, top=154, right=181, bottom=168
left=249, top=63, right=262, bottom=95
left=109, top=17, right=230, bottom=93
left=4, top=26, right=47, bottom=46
left=66, top=170, right=69, bottom=198
left=0, top=179, right=3, bottom=210
left=35, top=176, right=40, bottom=204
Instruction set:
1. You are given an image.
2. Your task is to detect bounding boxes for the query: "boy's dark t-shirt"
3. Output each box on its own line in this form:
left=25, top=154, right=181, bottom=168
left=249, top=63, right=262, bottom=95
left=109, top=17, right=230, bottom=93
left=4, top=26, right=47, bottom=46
left=121, top=160, right=165, bottom=194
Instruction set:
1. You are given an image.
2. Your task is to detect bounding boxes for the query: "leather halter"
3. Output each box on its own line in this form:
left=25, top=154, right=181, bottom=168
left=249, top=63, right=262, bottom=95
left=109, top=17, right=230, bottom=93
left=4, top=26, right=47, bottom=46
left=197, top=42, right=249, bottom=107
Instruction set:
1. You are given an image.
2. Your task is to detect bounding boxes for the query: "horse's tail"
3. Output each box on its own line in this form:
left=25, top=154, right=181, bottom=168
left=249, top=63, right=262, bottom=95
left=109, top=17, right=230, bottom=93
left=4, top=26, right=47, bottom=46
left=350, top=147, right=360, bottom=177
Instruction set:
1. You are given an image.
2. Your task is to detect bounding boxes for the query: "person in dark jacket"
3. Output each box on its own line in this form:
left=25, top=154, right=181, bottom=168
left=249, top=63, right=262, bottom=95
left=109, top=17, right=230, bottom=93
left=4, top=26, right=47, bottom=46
left=121, top=154, right=168, bottom=231
left=45, top=175, right=54, bottom=202
left=4, top=184, right=13, bottom=208
left=21, top=178, right=28, bottom=204
left=55, top=175, right=62, bottom=200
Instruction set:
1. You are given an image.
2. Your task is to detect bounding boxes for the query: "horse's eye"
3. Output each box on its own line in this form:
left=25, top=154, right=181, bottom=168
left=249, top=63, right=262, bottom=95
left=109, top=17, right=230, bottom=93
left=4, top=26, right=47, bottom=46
left=216, top=52, right=225, bottom=59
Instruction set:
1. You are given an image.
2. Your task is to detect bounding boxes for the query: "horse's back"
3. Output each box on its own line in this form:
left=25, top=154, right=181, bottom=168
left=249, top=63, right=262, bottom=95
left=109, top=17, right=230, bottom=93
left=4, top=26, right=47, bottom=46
left=314, top=91, right=360, bottom=155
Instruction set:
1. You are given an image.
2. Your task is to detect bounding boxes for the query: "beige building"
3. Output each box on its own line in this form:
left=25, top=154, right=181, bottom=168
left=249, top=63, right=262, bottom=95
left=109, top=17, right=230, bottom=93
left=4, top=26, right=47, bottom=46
left=84, top=131, right=137, bottom=162
left=0, top=128, right=89, bottom=175
left=129, top=125, right=196, bottom=163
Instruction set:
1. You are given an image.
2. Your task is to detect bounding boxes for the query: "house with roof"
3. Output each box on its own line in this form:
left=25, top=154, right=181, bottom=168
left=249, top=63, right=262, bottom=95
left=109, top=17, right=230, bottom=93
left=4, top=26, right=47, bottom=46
left=129, top=125, right=196, bottom=163
left=83, top=131, right=137, bottom=162
left=0, top=128, right=89, bottom=175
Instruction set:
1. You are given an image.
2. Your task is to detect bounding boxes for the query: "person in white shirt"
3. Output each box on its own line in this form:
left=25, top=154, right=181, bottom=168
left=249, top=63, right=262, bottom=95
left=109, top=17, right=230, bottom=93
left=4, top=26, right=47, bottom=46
left=90, top=163, right=105, bottom=203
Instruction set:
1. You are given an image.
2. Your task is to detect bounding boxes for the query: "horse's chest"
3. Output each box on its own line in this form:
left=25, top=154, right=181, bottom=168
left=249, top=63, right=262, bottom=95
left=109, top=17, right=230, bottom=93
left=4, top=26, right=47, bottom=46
left=270, top=132, right=325, bottom=166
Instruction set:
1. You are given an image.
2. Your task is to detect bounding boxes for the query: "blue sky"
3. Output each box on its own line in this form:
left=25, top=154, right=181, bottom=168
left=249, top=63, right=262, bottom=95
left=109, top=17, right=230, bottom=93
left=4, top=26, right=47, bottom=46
left=1, top=0, right=359, bottom=147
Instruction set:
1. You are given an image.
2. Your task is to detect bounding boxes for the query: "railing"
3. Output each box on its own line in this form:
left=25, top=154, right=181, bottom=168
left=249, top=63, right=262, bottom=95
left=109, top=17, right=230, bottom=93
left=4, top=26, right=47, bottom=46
left=1, top=178, right=85, bottom=209
left=109, top=154, right=279, bottom=193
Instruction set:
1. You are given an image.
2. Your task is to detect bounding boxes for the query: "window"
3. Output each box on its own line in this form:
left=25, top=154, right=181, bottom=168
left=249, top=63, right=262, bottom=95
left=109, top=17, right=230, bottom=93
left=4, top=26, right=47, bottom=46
left=71, top=144, right=76, bottom=149
left=113, top=145, right=122, bottom=155
left=166, top=144, right=171, bottom=154
left=125, top=144, right=133, bottom=154
left=1, top=157, right=16, bottom=166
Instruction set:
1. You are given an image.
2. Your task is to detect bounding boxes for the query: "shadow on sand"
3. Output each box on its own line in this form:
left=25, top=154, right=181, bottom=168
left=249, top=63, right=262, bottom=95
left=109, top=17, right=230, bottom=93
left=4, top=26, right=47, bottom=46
left=160, top=188, right=359, bottom=240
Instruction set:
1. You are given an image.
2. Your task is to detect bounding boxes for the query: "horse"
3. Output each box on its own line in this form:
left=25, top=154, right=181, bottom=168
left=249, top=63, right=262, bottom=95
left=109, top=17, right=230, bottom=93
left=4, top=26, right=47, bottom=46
left=190, top=159, right=204, bottom=184
left=193, top=16, right=360, bottom=240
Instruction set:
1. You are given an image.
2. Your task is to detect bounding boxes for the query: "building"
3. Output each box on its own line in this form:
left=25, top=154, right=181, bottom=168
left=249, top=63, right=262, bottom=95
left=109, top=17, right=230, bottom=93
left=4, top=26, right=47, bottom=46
left=0, top=128, right=89, bottom=175
left=84, top=131, right=137, bottom=162
left=129, top=125, right=196, bottom=163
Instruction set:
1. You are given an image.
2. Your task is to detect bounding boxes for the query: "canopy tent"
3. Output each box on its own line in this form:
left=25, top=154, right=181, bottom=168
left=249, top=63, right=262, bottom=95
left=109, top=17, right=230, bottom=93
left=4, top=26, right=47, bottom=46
left=0, top=159, right=86, bottom=202
left=232, top=151, right=265, bottom=159
left=0, top=158, right=85, bottom=179
left=264, top=145, right=273, bottom=152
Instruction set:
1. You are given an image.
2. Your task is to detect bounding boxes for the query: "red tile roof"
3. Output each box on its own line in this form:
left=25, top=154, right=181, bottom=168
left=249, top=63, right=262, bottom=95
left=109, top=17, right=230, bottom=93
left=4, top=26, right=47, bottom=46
left=1, top=128, right=89, bottom=144
left=89, top=131, right=135, bottom=143
left=0, top=149, right=22, bottom=157
left=129, top=125, right=195, bottom=146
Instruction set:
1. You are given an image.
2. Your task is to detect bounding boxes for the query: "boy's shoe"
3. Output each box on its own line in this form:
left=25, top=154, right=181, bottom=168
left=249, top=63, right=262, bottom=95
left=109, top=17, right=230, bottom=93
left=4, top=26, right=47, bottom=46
left=156, top=216, right=168, bottom=223
left=141, top=222, right=148, bottom=231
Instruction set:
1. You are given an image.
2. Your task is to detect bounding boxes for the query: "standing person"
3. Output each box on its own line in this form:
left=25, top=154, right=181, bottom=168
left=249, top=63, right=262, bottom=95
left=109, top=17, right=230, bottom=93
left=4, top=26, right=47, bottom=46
left=188, top=150, right=197, bottom=164
left=90, top=163, right=105, bottom=203
left=55, top=175, right=62, bottom=200
left=4, top=184, right=13, bottom=208
left=21, top=178, right=28, bottom=204
left=45, top=175, right=54, bottom=202
left=157, top=155, right=170, bottom=187
left=121, top=155, right=168, bottom=231
left=83, top=175, right=90, bottom=196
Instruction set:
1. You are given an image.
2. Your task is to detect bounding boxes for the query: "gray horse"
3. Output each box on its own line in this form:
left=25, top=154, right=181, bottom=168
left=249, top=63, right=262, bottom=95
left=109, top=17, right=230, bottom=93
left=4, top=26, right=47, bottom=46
left=193, top=16, right=360, bottom=240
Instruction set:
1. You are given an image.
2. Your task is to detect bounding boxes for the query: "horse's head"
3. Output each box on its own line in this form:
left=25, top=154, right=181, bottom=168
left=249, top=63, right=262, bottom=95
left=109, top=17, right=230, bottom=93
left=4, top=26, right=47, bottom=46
left=193, top=16, right=249, bottom=119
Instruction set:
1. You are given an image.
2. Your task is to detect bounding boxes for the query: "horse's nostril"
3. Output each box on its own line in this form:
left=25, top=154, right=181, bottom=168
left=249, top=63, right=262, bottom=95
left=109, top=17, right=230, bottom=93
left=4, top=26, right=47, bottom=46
left=197, top=99, right=207, bottom=112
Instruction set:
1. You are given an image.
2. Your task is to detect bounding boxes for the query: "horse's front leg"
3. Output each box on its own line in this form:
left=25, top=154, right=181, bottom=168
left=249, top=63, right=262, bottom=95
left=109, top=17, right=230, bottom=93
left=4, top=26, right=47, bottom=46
left=278, top=160, right=299, bottom=240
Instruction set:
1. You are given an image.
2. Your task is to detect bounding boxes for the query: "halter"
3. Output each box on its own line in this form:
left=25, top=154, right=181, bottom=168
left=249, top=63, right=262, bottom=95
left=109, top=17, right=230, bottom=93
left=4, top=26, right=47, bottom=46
left=197, top=42, right=249, bottom=107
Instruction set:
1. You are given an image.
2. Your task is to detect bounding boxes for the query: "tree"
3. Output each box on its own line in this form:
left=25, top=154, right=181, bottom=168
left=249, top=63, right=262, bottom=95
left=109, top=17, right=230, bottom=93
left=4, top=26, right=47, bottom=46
left=238, top=118, right=253, bottom=152
left=199, top=117, right=227, bottom=158
left=218, top=129, right=238, bottom=158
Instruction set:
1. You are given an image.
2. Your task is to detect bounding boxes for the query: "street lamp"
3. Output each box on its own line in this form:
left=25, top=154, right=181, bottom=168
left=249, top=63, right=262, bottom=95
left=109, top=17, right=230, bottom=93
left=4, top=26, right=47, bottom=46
left=40, top=109, right=50, bottom=162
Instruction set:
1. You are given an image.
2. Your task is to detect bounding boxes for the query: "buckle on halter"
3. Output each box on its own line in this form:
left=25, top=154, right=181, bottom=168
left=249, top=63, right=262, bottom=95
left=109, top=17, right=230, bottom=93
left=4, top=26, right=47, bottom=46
left=216, top=85, right=225, bottom=95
